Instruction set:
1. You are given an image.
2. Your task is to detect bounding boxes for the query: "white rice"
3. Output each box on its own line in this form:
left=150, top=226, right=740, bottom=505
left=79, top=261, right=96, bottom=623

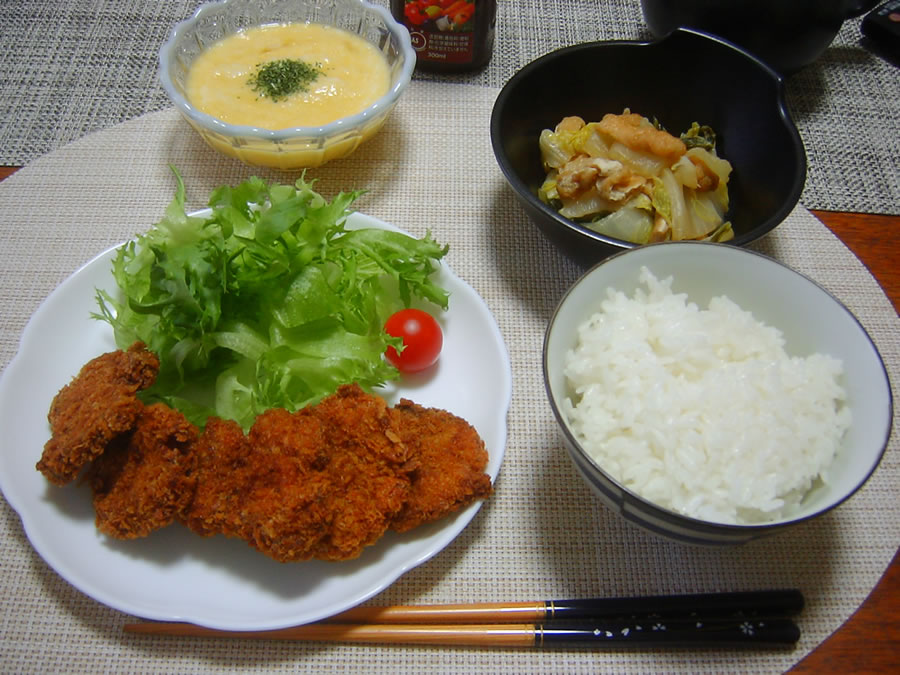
left=563, top=267, right=852, bottom=525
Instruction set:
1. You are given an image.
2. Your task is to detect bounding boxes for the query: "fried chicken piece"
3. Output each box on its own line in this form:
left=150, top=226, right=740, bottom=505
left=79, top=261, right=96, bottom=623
left=388, top=399, right=493, bottom=533
left=179, top=416, right=253, bottom=538
left=307, top=385, right=416, bottom=561
left=236, top=406, right=337, bottom=562
left=182, top=385, right=416, bottom=563
left=36, top=342, right=159, bottom=486
left=89, top=403, right=198, bottom=539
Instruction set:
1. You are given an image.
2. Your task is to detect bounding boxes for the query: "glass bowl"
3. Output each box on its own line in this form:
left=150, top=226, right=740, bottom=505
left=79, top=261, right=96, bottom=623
left=159, top=0, right=415, bottom=169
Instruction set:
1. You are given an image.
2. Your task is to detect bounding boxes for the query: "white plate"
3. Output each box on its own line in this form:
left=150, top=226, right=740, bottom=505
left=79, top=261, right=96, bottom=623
left=0, top=212, right=512, bottom=631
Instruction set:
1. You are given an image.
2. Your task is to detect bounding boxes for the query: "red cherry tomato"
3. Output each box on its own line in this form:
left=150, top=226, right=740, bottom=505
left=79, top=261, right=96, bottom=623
left=384, top=308, right=443, bottom=373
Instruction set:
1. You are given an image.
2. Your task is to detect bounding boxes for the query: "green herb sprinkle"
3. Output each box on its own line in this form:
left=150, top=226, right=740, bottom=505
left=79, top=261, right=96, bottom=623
left=248, top=58, right=323, bottom=101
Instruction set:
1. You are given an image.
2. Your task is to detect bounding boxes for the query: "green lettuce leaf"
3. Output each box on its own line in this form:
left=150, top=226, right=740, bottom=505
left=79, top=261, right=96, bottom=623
left=94, top=168, right=449, bottom=429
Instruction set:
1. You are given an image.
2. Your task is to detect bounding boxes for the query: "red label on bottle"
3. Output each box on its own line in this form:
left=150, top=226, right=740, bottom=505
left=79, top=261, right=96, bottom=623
left=399, top=0, right=480, bottom=65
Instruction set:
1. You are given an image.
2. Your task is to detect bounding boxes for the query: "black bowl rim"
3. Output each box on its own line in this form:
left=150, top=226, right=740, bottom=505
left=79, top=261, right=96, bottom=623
left=490, top=27, right=808, bottom=253
left=542, top=241, right=894, bottom=537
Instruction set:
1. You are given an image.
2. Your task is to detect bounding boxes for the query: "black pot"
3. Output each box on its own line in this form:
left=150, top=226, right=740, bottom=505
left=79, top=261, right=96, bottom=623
left=640, top=0, right=880, bottom=74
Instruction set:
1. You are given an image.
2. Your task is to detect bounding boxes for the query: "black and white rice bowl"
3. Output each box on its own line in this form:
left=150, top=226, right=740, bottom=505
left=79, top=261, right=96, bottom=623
left=543, top=242, right=892, bottom=545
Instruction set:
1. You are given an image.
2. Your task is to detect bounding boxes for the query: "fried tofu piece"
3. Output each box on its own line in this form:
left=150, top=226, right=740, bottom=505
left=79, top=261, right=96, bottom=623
left=36, top=342, right=159, bottom=486
left=389, top=399, right=493, bottom=533
left=89, top=403, right=198, bottom=539
left=597, top=112, right=687, bottom=165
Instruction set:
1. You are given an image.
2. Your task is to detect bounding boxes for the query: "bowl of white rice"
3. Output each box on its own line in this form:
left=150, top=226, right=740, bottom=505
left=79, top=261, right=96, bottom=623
left=543, top=242, right=892, bottom=545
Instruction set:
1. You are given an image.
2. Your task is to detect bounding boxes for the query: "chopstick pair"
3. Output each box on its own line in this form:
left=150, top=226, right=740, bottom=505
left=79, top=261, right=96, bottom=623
left=123, top=589, right=804, bottom=648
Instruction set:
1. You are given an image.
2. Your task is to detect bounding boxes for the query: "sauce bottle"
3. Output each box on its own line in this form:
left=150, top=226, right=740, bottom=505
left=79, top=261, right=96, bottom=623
left=390, top=0, right=497, bottom=72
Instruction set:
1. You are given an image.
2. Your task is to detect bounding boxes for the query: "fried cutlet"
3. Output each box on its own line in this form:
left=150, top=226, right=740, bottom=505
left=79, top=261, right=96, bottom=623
left=89, top=403, right=198, bottom=539
left=307, top=385, right=416, bottom=561
left=388, top=399, right=493, bottom=533
left=227, top=406, right=336, bottom=562
left=181, top=407, right=339, bottom=561
left=37, top=342, right=493, bottom=562
left=182, top=386, right=416, bottom=562
left=36, top=342, right=159, bottom=486
left=179, top=415, right=253, bottom=538
left=235, top=387, right=416, bottom=562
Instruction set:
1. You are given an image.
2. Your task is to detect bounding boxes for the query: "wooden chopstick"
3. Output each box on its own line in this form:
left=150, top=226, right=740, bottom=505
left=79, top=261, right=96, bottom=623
left=124, top=617, right=801, bottom=647
left=123, top=590, right=803, bottom=648
left=319, top=589, right=805, bottom=624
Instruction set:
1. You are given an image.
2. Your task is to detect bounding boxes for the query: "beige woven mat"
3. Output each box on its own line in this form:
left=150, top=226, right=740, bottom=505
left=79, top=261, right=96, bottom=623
left=0, top=82, right=897, bottom=674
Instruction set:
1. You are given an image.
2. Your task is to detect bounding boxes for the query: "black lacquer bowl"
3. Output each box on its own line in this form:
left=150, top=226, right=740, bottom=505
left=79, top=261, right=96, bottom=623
left=490, top=29, right=807, bottom=267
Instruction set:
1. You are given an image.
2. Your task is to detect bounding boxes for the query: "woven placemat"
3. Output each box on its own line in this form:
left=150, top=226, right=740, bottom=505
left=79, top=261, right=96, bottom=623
left=0, top=82, right=898, bottom=674
left=0, top=0, right=897, bottom=215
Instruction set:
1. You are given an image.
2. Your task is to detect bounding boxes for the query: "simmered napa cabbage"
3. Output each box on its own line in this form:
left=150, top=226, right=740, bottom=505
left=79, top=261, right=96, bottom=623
left=537, top=111, right=734, bottom=245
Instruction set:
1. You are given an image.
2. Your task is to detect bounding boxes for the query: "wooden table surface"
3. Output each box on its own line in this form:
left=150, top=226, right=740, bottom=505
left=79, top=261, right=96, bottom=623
left=1, top=164, right=897, bottom=672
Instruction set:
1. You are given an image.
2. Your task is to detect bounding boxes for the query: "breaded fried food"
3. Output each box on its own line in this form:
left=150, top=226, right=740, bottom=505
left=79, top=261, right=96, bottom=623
left=226, top=407, right=335, bottom=562
left=182, top=385, right=417, bottom=563
left=182, top=408, right=335, bottom=561
left=38, top=340, right=494, bottom=562
left=389, top=399, right=493, bottom=533
left=238, top=387, right=415, bottom=562
left=179, top=416, right=253, bottom=538
left=36, top=342, right=159, bottom=486
left=89, top=403, right=198, bottom=539
left=307, top=385, right=416, bottom=561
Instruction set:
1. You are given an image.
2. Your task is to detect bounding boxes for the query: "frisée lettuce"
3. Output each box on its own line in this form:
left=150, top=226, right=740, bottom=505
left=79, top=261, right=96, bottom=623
left=94, top=169, right=449, bottom=429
